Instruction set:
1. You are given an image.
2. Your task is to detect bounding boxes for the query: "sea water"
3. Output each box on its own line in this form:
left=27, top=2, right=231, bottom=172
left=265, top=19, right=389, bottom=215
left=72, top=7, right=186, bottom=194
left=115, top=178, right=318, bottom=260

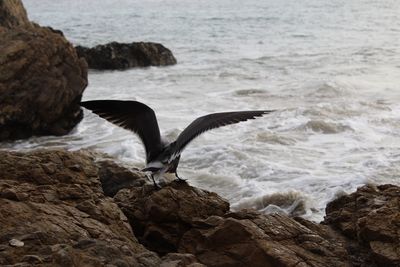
left=3, top=0, right=400, bottom=221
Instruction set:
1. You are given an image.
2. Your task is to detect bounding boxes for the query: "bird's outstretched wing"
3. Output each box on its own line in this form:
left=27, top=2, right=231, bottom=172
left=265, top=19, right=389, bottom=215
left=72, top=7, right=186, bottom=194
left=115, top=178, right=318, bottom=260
left=171, top=110, right=274, bottom=160
left=81, top=100, right=163, bottom=162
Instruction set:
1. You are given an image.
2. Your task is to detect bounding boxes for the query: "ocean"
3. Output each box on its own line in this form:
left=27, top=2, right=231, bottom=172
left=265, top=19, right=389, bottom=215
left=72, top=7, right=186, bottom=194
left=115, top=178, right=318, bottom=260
left=3, top=0, right=400, bottom=221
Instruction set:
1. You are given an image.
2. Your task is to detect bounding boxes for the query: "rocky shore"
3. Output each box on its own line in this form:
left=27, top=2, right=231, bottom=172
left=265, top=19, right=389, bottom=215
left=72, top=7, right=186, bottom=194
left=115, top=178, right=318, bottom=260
left=0, top=149, right=399, bottom=267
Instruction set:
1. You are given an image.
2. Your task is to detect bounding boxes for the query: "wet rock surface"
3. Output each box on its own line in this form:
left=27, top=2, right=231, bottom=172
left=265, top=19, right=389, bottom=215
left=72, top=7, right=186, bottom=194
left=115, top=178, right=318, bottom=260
left=0, top=0, right=88, bottom=141
left=75, top=42, right=177, bottom=70
left=324, top=184, right=400, bottom=266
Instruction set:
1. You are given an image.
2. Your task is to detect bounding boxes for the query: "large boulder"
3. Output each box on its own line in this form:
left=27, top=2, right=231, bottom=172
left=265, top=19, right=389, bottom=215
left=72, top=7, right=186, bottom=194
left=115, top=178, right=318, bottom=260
left=114, top=181, right=230, bottom=255
left=75, top=42, right=177, bottom=70
left=324, top=184, right=400, bottom=266
left=0, top=0, right=88, bottom=140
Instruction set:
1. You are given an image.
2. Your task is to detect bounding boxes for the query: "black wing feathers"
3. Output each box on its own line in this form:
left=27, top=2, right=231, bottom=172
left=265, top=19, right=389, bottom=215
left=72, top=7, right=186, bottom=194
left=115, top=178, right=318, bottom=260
left=172, top=110, right=274, bottom=157
left=81, top=100, right=163, bottom=162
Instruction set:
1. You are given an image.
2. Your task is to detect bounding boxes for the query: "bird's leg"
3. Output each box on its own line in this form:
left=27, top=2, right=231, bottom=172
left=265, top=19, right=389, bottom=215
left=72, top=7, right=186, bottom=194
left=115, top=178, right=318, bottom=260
left=175, top=172, right=187, bottom=182
left=150, top=174, right=161, bottom=189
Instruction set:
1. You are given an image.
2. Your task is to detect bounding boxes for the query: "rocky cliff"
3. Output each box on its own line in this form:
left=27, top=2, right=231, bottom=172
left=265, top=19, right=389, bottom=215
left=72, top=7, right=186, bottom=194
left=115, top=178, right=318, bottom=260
left=0, top=149, right=398, bottom=266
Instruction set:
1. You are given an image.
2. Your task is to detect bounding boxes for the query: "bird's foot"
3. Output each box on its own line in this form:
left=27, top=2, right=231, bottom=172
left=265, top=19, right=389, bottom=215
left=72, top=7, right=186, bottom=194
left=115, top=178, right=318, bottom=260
left=153, top=182, right=162, bottom=190
left=175, top=174, right=187, bottom=183
left=147, top=174, right=162, bottom=189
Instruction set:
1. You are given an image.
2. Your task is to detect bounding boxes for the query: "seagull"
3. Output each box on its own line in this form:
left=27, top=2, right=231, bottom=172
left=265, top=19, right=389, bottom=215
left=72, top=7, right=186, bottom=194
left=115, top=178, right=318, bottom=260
left=81, top=100, right=274, bottom=187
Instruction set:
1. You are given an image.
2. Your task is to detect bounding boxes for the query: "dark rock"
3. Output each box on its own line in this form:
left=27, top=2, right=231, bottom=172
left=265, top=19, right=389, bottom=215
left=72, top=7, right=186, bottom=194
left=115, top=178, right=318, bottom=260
left=98, top=160, right=147, bottom=197
left=0, top=0, right=88, bottom=141
left=324, top=184, right=400, bottom=266
left=114, top=181, right=230, bottom=255
left=75, top=41, right=177, bottom=70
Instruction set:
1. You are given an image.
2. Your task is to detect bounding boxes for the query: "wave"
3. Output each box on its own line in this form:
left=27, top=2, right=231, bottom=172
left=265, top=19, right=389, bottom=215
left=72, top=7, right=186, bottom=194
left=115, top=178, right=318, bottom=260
left=204, top=16, right=276, bottom=22
left=306, top=82, right=350, bottom=99
left=234, top=89, right=268, bottom=96
left=232, top=190, right=309, bottom=217
left=256, top=132, right=296, bottom=145
left=299, top=120, right=353, bottom=134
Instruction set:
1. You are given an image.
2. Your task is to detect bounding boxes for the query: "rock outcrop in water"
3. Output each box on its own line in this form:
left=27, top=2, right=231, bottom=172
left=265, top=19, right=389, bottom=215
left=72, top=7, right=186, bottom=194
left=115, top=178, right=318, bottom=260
left=75, top=42, right=177, bottom=70
left=0, top=0, right=88, bottom=141
left=1, top=149, right=398, bottom=266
